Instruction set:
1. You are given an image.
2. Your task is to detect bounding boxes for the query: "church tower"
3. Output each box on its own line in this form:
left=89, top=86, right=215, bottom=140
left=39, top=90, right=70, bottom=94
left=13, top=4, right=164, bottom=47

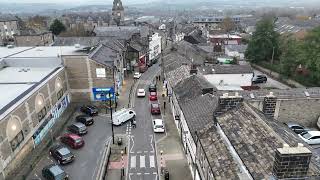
left=111, top=0, right=124, bottom=26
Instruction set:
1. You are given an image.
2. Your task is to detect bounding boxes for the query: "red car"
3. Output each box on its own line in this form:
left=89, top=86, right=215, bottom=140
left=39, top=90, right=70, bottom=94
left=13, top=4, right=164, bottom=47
left=60, top=133, right=84, bottom=149
left=151, top=103, right=161, bottom=115
left=149, top=92, right=157, bottom=101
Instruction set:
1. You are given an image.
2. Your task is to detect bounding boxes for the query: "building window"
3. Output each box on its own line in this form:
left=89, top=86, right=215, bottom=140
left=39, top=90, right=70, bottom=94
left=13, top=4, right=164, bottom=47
left=37, top=107, right=47, bottom=122
left=57, top=89, right=64, bottom=100
left=35, top=94, right=46, bottom=122
left=55, top=77, right=64, bottom=100
left=10, top=131, right=24, bottom=151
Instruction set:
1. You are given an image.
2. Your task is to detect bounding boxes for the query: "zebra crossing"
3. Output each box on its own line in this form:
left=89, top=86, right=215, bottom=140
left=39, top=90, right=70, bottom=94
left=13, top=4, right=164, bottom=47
left=129, top=154, right=156, bottom=169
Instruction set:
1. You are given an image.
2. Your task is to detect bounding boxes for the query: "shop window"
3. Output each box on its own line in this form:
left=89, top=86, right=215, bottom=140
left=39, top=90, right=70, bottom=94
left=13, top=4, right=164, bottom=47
left=37, top=107, right=47, bottom=122
left=10, top=131, right=24, bottom=151
left=57, top=89, right=64, bottom=100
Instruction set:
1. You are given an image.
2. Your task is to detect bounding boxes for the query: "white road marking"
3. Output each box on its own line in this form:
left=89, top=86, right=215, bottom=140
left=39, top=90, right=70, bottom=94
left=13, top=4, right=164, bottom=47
left=144, top=151, right=148, bottom=153
left=130, top=156, right=136, bottom=168
left=137, top=151, right=142, bottom=154
left=130, top=136, right=135, bottom=153
left=153, top=172, right=157, bottom=175
left=150, top=135, right=154, bottom=153
left=137, top=173, right=142, bottom=175
left=145, top=172, right=150, bottom=175
left=140, top=155, right=145, bottom=168
left=149, top=155, right=155, bottom=168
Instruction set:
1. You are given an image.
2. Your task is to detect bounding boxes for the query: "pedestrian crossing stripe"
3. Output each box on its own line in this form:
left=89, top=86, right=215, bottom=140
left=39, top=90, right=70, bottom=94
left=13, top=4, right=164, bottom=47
left=129, top=155, right=156, bottom=169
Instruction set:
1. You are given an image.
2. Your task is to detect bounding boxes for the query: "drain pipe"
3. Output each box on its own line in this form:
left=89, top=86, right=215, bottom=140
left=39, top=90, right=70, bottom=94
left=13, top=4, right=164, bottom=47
left=217, top=123, right=254, bottom=180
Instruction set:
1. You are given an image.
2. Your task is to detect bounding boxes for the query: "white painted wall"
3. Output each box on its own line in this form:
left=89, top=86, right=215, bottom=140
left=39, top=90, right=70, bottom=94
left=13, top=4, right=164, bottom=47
left=204, top=73, right=253, bottom=87
left=225, top=48, right=245, bottom=60
left=149, top=33, right=162, bottom=61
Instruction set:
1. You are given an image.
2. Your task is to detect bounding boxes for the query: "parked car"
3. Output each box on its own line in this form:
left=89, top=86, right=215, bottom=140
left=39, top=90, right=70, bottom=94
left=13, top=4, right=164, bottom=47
left=42, top=164, right=69, bottom=180
left=252, top=75, right=267, bottom=84
left=49, top=145, right=75, bottom=165
left=67, top=123, right=87, bottom=136
left=151, top=103, right=161, bottom=115
left=149, top=92, right=158, bottom=101
left=149, top=84, right=157, bottom=92
left=298, top=131, right=320, bottom=145
left=112, top=108, right=136, bottom=125
left=133, top=72, right=142, bottom=79
left=285, top=122, right=309, bottom=134
left=76, top=115, right=94, bottom=126
left=80, top=105, right=98, bottom=116
left=137, top=88, right=146, bottom=97
left=153, top=119, right=165, bottom=133
left=60, top=133, right=84, bottom=149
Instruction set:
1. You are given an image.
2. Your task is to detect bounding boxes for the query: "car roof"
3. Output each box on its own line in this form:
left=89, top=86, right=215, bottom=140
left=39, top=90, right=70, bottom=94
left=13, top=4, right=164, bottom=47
left=64, top=133, right=81, bottom=140
left=57, top=147, right=71, bottom=156
left=77, top=114, right=90, bottom=118
left=138, top=89, right=145, bottom=91
left=151, top=103, right=159, bottom=107
left=150, top=91, right=157, bottom=94
left=286, top=122, right=304, bottom=127
left=306, top=131, right=320, bottom=136
left=73, top=122, right=86, bottom=127
left=48, top=164, right=64, bottom=176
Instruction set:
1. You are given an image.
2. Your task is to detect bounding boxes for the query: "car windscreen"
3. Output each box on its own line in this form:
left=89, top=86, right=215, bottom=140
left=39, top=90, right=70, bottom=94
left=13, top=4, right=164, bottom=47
left=75, top=138, right=82, bottom=143
left=155, top=125, right=163, bottom=128
left=58, top=147, right=71, bottom=156
left=150, top=92, right=156, bottom=95
left=152, top=104, right=159, bottom=108
left=301, top=132, right=312, bottom=139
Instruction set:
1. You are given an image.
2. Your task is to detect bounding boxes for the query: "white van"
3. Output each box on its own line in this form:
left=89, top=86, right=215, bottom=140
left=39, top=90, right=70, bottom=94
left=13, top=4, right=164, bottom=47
left=112, top=108, right=136, bottom=126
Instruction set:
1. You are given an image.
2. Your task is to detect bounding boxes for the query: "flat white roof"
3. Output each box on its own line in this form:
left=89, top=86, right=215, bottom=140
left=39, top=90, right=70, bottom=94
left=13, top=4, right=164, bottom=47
left=6, top=46, right=86, bottom=58
left=0, top=47, right=32, bottom=58
left=216, top=85, right=244, bottom=91
left=0, top=67, right=56, bottom=83
left=0, top=84, right=34, bottom=110
left=209, top=34, right=242, bottom=39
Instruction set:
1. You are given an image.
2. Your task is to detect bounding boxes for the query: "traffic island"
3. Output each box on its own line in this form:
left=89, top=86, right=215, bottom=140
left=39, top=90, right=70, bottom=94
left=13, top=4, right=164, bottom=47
left=104, top=134, right=128, bottom=180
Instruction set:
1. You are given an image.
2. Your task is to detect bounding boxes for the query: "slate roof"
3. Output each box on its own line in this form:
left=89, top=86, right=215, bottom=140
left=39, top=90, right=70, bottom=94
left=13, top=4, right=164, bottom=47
left=88, top=43, right=120, bottom=67
left=166, top=65, right=190, bottom=88
left=53, top=37, right=122, bottom=47
left=199, top=64, right=253, bottom=75
left=175, top=40, right=208, bottom=65
left=180, top=94, right=219, bottom=138
left=0, top=14, right=18, bottom=22
left=163, top=52, right=191, bottom=73
left=225, top=44, right=248, bottom=53
left=174, top=75, right=217, bottom=105
left=93, top=26, right=149, bottom=39
left=198, top=124, right=241, bottom=180
left=217, top=103, right=320, bottom=179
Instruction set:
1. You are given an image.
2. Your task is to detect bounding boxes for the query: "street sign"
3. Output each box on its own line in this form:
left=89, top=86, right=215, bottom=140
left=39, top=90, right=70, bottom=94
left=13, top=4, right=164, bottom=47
left=92, top=87, right=115, bottom=101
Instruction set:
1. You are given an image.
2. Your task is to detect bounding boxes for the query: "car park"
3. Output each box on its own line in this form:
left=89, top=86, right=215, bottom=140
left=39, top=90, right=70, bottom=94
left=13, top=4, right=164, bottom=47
left=133, top=72, right=142, bottom=79
left=149, top=91, right=157, bottom=101
left=42, top=164, right=69, bottom=180
left=149, top=84, right=157, bottom=92
left=151, top=103, right=161, bottom=115
left=153, top=119, right=165, bottom=133
left=252, top=75, right=267, bottom=84
left=285, top=122, right=309, bottom=134
left=60, top=133, right=84, bottom=149
left=76, top=115, right=94, bottom=126
left=137, top=88, right=146, bottom=97
left=112, top=108, right=136, bottom=125
left=49, top=145, right=75, bottom=165
left=298, top=131, right=320, bottom=145
left=67, top=123, right=88, bottom=136
left=80, top=105, right=99, bottom=116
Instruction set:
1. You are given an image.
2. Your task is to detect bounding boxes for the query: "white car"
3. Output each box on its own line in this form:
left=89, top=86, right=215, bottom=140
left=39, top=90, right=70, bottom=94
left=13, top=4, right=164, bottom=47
left=152, top=119, right=165, bottom=133
left=298, top=131, right=320, bottom=145
left=112, top=108, right=136, bottom=126
left=137, top=89, right=146, bottom=97
left=133, top=72, right=142, bottom=79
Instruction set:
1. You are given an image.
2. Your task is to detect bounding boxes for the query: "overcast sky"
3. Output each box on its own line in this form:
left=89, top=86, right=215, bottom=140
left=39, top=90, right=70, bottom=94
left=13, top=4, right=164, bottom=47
left=0, top=0, right=158, bottom=4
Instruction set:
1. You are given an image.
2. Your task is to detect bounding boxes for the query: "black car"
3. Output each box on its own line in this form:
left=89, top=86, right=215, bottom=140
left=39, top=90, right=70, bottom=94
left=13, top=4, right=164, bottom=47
left=76, top=115, right=94, bottom=126
left=149, top=84, right=157, bottom=92
left=68, top=123, right=88, bottom=135
left=252, top=75, right=267, bottom=84
left=80, top=105, right=98, bottom=116
left=49, top=145, right=74, bottom=165
left=42, top=164, right=69, bottom=180
left=285, top=122, right=310, bottom=134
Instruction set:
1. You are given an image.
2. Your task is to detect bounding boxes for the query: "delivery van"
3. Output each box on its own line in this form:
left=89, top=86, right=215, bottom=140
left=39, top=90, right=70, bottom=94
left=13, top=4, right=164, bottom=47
left=112, top=108, right=136, bottom=125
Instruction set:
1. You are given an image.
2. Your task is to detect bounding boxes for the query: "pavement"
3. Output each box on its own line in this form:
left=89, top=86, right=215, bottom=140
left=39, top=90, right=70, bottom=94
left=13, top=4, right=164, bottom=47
left=156, top=81, right=193, bottom=180
left=254, top=70, right=291, bottom=90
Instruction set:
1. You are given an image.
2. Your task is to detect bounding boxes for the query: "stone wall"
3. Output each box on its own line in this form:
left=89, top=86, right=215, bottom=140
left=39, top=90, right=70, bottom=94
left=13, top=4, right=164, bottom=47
left=217, top=92, right=243, bottom=114
left=14, top=32, right=53, bottom=47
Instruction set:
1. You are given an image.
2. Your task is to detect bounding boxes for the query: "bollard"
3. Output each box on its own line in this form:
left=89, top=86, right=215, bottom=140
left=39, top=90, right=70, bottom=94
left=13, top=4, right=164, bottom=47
left=121, top=151, right=125, bottom=177
left=160, top=150, right=164, bottom=175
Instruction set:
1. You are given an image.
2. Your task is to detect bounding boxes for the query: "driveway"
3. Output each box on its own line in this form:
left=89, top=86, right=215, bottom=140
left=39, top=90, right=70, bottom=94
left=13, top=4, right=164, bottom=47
left=254, top=70, right=290, bottom=90
left=27, top=111, right=112, bottom=180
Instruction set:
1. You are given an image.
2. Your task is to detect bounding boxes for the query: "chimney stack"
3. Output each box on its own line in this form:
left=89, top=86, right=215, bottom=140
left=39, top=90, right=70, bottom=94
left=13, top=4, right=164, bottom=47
left=273, top=143, right=312, bottom=179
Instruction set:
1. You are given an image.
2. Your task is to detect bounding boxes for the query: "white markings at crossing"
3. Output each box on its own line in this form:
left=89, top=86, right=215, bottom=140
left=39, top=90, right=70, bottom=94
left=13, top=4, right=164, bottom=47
left=149, top=155, right=155, bottom=168
left=130, top=156, right=136, bottom=168
left=140, top=155, right=145, bottom=168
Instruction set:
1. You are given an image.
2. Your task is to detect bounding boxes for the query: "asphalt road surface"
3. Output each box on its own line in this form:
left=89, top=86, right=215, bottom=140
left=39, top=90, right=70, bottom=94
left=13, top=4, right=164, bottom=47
left=254, top=70, right=290, bottom=90
left=27, top=112, right=112, bottom=180
left=127, top=63, right=161, bottom=180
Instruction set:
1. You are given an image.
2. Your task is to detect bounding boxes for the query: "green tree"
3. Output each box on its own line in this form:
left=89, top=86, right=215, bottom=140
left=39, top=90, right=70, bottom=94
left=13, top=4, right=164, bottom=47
left=279, top=35, right=302, bottom=77
left=49, top=19, right=66, bottom=35
left=245, top=18, right=280, bottom=63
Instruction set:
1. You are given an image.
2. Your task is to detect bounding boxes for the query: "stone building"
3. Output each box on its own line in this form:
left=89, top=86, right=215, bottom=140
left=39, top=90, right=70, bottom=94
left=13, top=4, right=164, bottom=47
left=110, top=0, right=125, bottom=26
left=14, top=31, right=53, bottom=47
left=0, top=15, right=20, bottom=46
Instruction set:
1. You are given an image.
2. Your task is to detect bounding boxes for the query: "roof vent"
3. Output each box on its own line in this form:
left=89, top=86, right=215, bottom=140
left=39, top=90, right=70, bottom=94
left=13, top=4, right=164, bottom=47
left=304, top=91, right=310, bottom=97
left=74, top=44, right=81, bottom=48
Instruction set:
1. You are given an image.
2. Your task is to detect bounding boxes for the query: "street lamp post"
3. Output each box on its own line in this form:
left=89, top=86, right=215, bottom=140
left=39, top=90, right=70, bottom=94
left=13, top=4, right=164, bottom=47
left=109, top=90, right=115, bottom=144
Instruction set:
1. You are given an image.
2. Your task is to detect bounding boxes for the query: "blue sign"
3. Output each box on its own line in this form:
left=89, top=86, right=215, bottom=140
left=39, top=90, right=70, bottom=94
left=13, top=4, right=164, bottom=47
left=92, top=87, right=116, bottom=101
